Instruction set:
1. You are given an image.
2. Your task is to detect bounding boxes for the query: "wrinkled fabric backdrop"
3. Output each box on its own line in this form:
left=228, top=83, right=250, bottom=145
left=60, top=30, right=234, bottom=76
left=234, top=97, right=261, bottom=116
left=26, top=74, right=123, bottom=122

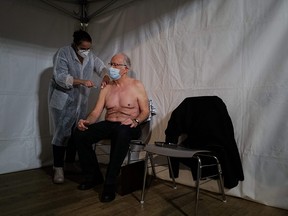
left=0, top=0, right=287, bottom=210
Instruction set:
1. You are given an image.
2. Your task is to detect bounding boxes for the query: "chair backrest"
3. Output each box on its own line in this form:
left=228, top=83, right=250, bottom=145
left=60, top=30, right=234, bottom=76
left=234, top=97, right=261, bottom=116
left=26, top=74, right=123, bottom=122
left=130, top=99, right=155, bottom=145
left=164, top=96, right=244, bottom=189
left=131, top=119, right=152, bottom=145
left=165, top=96, right=234, bottom=147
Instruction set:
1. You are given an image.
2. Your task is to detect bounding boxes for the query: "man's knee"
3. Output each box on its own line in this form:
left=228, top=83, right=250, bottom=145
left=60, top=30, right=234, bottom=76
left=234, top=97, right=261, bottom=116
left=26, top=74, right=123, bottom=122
left=118, top=124, right=133, bottom=133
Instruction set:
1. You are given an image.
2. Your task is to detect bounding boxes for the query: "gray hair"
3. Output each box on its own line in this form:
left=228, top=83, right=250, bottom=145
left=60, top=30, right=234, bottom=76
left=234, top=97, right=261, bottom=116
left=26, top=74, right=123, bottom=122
left=119, top=53, right=131, bottom=69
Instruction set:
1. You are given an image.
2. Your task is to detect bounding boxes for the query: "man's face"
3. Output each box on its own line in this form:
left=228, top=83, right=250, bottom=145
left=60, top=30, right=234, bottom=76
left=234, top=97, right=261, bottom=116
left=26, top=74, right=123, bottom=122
left=109, top=55, right=128, bottom=75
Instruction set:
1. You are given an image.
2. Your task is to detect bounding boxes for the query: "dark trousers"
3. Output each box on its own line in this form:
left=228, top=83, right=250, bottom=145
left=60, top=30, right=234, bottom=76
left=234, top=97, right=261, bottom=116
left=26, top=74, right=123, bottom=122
left=74, top=120, right=141, bottom=185
left=53, top=127, right=77, bottom=167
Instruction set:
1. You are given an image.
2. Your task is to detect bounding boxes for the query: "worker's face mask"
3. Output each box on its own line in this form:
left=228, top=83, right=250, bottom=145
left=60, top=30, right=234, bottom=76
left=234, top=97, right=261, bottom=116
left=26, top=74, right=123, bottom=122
left=108, top=67, right=121, bottom=80
left=77, top=49, right=90, bottom=58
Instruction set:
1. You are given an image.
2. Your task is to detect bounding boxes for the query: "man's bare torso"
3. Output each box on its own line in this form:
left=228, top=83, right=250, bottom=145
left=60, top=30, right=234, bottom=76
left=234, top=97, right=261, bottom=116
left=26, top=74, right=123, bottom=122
left=104, top=79, right=140, bottom=122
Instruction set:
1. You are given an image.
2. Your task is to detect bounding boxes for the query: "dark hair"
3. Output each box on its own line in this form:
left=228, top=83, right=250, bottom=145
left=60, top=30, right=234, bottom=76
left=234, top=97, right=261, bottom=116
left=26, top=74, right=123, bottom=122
left=73, top=30, right=92, bottom=45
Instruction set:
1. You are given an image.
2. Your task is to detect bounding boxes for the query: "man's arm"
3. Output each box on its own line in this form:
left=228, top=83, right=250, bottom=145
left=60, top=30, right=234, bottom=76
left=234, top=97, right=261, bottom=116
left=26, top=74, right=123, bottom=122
left=133, top=81, right=150, bottom=125
left=77, top=87, right=108, bottom=131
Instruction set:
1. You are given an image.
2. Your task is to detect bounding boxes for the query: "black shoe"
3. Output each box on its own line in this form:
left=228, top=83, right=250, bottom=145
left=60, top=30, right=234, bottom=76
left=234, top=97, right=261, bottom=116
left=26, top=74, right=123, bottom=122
left=100, top=184, right=116, bottom=202
left=78, top=178, right=104, bottom=190
left=100, top=191, right=116, bottom=202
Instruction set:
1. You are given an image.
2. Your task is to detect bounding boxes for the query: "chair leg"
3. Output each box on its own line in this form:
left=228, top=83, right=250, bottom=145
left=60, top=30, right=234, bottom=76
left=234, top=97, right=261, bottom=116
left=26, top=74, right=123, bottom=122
left=217, top=162, right=227, bottom=202
left=167, top=157, right=177, bottom=189
left=148, top=153, right=157, bottom=177
left=140, top=153, right=149, bottom=204
left=127, top=145, right=132, bottom=164
left=194, top=156, right=202, bottom=216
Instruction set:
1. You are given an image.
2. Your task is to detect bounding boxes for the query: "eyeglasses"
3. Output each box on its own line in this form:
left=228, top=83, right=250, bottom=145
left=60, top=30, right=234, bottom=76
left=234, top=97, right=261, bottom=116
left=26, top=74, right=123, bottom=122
left=108, top=62, right=127, bottom=67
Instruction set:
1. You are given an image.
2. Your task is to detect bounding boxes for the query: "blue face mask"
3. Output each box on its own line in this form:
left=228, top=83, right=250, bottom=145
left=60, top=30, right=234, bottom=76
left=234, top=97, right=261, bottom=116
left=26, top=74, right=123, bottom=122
left=108, top=67, right=121, bottom=80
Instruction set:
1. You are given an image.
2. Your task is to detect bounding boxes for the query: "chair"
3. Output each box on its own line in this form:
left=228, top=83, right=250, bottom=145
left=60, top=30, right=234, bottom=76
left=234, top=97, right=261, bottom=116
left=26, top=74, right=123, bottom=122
left=126, top=118, right=153, bottom=164
left=140, top=144, right=226, bottom=215
left=140, top=96, right=244, bottom=215
left=94, top=99, right=156, bottom=165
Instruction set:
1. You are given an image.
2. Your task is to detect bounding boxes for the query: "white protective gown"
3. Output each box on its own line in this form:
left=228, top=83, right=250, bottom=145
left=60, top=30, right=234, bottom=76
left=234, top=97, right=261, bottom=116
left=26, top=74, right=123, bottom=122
left=48, top=45, right=107, bottom=146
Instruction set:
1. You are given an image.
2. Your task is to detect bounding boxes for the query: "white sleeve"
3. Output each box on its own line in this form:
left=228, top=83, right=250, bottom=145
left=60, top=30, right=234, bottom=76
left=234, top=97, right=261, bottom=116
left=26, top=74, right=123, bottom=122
left=94, top=56, right=108, bottom=78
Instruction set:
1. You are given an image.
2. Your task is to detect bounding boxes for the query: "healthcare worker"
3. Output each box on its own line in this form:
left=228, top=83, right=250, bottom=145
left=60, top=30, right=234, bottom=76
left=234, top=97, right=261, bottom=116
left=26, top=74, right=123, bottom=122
left=48, top=30, right=109, bottom=184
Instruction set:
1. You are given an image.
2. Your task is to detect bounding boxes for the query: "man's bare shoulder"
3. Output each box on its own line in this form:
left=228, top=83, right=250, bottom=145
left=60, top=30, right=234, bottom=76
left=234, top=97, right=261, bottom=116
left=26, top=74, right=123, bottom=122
left=98, top=82, right=113, bottom=95
left=130, top=78, right=145, bottom=87
left=103, top=81, right=115, bottom=89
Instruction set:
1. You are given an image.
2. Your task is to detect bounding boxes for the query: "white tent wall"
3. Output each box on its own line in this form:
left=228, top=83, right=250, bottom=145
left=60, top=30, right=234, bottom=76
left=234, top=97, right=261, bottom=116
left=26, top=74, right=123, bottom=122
left=90, top=0, right=288, bottom=209
left=0, top=0, right=287, bottom=210
left=0, top=0, right=79, bottom=173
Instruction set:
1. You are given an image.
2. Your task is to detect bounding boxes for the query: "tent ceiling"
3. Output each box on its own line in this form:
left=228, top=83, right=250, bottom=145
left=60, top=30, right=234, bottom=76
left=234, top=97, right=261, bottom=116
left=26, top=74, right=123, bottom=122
left=41, top=0, right=137, bottom=25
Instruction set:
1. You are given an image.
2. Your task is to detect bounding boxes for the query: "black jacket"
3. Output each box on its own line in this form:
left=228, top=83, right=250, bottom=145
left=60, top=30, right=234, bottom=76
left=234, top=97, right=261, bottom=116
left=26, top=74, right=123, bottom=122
left=165, top=96, right=244, bottom=189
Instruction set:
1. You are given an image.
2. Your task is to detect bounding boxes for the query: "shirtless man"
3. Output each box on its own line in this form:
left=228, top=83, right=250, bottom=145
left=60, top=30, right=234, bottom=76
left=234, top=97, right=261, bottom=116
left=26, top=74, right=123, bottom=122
left=74, top=53, right=149, bottom=203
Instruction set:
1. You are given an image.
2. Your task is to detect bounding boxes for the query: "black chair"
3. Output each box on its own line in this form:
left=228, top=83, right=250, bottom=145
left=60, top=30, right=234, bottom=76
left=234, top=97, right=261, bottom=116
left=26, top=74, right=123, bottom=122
left=140, top=96, right=244, bottom=215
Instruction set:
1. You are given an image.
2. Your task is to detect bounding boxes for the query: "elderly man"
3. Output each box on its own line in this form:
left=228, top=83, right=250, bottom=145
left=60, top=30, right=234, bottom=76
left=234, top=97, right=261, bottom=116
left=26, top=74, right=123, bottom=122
left=74, top=53, right=150, bottom=202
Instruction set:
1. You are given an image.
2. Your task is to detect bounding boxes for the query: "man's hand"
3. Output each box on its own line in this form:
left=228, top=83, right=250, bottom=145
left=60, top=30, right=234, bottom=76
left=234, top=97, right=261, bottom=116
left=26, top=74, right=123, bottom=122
left=121, top=118, right=138, bottom=128
left=77, top=119, right=90, bottom=131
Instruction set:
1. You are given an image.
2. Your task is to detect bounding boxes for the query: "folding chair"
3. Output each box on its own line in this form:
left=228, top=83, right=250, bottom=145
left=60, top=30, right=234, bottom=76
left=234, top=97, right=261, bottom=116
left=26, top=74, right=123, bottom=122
left=140, top=143, right=226, bottom=215
left=140, top=96, right=245, bottom=215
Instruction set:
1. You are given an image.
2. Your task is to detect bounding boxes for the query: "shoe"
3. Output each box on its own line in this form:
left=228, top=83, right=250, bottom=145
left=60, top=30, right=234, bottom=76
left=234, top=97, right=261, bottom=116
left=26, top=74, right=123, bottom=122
left=100, top=184, right=116, bottom=202
left=53, top=167, right=64, bottom=184
left=78, top=177, right=104, bottom=190
left=100, top=191, right=116, bottom=202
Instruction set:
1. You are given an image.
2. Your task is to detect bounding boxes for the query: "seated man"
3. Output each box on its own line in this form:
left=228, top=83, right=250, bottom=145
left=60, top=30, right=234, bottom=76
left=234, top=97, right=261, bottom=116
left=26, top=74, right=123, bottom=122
left=74, top=52, right=150, bottom=202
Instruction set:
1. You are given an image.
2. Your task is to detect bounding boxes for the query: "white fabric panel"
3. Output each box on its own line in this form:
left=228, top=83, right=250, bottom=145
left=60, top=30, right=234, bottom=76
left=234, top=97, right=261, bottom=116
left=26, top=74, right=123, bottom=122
left=0, top=0, right=78, bottom=172
left=0, top=0, right=287, bottom=210
left=88, top=0, right=288, bottom=209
